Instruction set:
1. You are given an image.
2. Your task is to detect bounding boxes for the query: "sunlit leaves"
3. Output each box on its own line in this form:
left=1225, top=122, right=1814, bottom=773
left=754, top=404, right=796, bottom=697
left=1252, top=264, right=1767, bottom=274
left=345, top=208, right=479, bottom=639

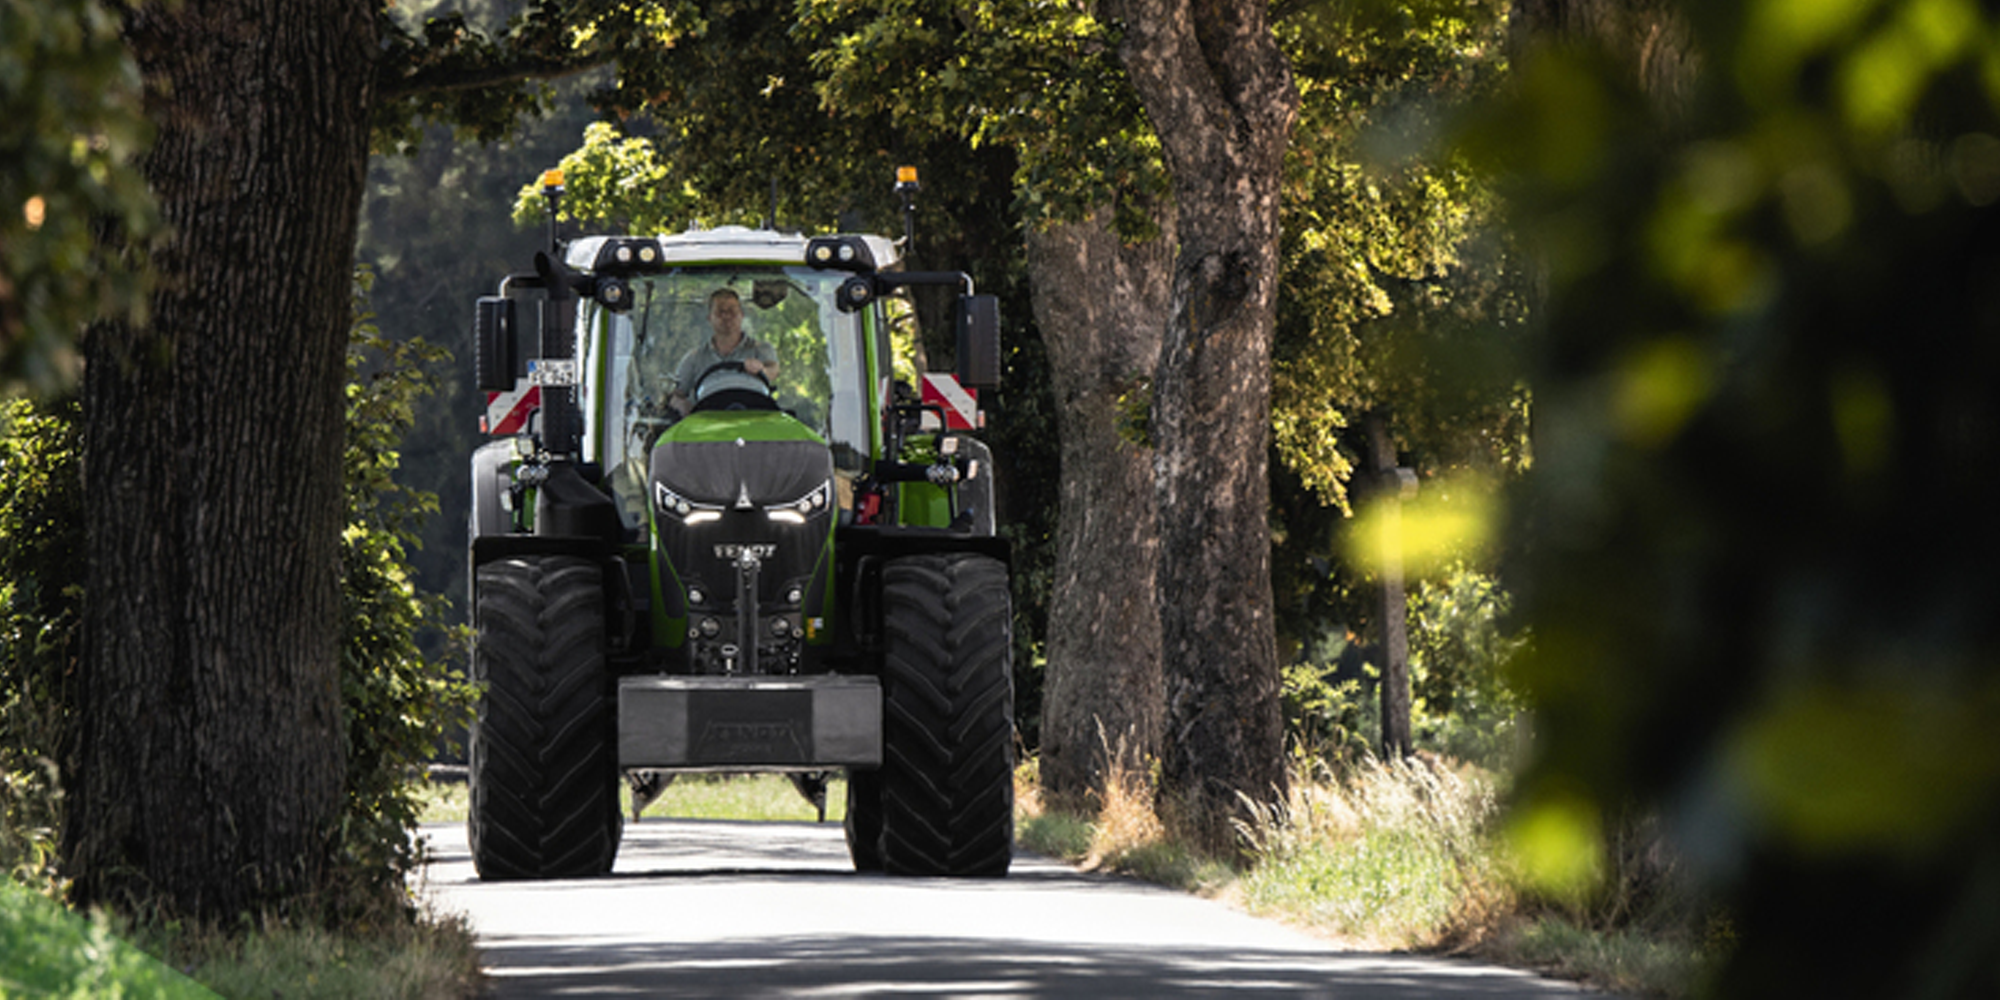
left=509, top=121, right=695, bottom=232
left=801, top=0, right=1167, bottom=233
left=1274, top=0, right=1526, bottom=513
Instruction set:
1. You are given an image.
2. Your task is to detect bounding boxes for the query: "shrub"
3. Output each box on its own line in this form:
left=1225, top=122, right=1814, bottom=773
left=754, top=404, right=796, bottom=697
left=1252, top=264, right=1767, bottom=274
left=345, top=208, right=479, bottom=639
left=331, top=272, right=476, bottom=918
left=0, top=396, right=81, bottom=894
left=0, top=273, right=474, bottom=923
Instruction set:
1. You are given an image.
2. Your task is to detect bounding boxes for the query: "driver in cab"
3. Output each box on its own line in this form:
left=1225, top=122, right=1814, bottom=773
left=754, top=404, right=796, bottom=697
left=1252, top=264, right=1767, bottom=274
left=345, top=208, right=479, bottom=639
left=667, top=287, right=779, bottom=416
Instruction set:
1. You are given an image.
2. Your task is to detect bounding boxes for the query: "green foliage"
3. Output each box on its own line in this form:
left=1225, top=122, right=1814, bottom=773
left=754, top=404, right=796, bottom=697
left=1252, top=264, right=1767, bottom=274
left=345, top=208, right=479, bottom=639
left=0, top=0, right=159, bottom=396
left=360, top=64, right=613, bottom=618
left=0, top=396, right=80, bottom=894
left=1268, top=2, right=1533, bottom=680
left=334, top=271, right=476, bottom=916
left=0, top=880, right=215, bottom=999
left=512, top=120, right=694, bottom=232
left=1274, top=0, right=1530, bottom=512
left=498, top=0, right=915, bottom=236
left=371, top=0, right=703, bottom=152
left=1476, top=1, right=2000, bottom=993
left=1281, top=562, right=1526, bottom=773
left=1280, top=647, right=1374, bottom=767
left=0, top=277, right=472, bottom=918
left=801, top=0, right=1168, bottom=234
left=1407, top=564, right=1527, bottom=769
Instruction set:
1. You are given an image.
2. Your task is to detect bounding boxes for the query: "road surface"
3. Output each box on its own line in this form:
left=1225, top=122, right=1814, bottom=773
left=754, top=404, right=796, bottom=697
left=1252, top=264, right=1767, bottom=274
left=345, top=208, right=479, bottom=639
left=420, top=819, right=1614, bottom=999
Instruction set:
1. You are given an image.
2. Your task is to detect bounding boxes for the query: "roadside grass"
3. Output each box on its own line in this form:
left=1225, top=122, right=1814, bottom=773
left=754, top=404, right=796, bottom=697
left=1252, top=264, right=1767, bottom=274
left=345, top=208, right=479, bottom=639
left=2, top=771, right=846, bottom=999
left=135, top=905, right=483, bottom=1000
left=0, top=879, right=215, bottom=998
left=1017, top=754, right=1721, bottom=999
left=12, top=763, right=1718, bottom=998
left=0, top=870, right=482, bottom=1000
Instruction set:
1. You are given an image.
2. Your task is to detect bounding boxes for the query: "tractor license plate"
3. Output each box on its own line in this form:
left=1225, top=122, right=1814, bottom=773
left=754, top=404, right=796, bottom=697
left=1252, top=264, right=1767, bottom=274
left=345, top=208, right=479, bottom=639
left=617, top=675, right=881, bottom=769
left=688, top=689, right=812, bottom=764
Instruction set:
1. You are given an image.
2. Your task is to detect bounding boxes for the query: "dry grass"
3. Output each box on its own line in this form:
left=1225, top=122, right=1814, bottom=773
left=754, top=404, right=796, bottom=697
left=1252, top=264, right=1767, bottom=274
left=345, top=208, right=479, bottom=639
left=1017, top=751, right=1712, bottom=998
left=1234, top=755, right=1513, bottom=950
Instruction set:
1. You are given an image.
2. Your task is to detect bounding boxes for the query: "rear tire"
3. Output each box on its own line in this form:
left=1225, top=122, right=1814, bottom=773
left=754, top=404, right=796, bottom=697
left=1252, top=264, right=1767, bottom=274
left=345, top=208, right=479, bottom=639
left=468, top=555, right=622, bottom=880
left=878, top=553, right=1014, bottom=877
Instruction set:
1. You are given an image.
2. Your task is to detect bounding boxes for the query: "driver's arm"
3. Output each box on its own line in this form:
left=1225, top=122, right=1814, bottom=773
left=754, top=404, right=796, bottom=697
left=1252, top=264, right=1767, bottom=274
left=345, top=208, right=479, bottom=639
left=666, top=351, right=698, bottom=416
left=744, top=341, right=780, bottom=381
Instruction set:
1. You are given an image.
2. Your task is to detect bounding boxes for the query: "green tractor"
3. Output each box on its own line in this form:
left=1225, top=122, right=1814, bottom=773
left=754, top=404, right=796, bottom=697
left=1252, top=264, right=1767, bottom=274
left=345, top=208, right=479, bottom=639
left=465, top=178, right=1012, bottom=880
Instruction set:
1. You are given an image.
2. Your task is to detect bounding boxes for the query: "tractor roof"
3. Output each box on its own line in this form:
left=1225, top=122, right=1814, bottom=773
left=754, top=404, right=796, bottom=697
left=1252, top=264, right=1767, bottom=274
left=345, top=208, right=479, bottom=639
left=563, top=227, right=902, bottom=275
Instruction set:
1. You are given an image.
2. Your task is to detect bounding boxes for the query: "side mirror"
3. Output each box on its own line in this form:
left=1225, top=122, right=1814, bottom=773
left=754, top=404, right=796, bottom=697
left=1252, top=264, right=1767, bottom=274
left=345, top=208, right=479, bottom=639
left=955, top=294, right=1001, bottom=391
left=474, top=296, right=519, bottom=392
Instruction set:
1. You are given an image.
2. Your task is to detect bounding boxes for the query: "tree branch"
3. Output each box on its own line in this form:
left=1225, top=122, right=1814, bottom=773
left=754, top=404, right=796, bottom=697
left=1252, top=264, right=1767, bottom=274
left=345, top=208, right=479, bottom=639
left=378, top=51, right=612, bottom=102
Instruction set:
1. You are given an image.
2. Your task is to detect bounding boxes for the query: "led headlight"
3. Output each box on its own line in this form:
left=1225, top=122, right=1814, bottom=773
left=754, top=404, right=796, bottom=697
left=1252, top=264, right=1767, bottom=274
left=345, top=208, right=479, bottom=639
left=764, top=480, right=833, bottom=525
left=654, top=481, right=724, bottom=522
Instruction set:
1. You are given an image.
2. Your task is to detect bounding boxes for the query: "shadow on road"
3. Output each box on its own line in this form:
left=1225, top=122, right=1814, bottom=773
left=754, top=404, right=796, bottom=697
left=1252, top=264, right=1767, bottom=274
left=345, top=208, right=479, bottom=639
left=421, top=820, right=1612, bottom=1000
left=472, top=933, right=1585, bottom=999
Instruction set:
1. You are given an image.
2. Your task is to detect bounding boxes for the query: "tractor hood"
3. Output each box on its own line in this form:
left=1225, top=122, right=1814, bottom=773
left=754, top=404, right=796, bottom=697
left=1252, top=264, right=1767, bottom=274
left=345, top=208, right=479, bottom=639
left=650, top=411, right=832, bottom=508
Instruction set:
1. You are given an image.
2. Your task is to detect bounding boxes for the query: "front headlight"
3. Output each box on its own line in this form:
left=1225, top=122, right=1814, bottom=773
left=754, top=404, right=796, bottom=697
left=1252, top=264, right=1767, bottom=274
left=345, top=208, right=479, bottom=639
left=655, top=481, right=725, bottom=524
left=764, top=480, right=833, bottom=525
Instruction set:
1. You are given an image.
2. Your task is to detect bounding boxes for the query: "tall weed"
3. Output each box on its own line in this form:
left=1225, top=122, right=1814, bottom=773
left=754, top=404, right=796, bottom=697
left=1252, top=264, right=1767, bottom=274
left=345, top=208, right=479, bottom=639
left=1237, top=756, right=1511, bottom=948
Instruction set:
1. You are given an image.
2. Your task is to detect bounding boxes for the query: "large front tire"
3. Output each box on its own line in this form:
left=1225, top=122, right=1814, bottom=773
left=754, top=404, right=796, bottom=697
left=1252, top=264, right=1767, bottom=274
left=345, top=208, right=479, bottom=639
left=878, top=553, right=1014, bottom=877
left=468, top=555, right=622, bottom=880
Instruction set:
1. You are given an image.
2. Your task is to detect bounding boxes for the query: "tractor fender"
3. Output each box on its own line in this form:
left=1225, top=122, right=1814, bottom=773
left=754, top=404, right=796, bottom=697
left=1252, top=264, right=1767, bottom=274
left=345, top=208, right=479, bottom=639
left=470, top=439, right=515, bottom=541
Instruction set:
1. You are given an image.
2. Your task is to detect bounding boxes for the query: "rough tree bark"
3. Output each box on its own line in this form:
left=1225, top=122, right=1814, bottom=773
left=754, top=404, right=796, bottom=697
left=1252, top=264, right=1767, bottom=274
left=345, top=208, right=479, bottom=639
left=1028, top=207, right=1173, bottom=809
left=1101, top=0, right=1299, bottom=852
left=66, top=0, right=376, bottom=920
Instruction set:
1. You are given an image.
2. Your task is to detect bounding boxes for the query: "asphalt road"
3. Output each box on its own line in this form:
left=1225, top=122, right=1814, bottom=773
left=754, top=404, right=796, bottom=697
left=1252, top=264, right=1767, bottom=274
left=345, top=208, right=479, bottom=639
left=419, top=819, right=1616, bottom=999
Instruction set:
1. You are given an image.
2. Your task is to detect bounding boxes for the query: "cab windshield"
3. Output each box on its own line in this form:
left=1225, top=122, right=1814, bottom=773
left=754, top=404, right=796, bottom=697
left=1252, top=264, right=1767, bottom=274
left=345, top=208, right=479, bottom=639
left=591, top=267, right=866, bottom=525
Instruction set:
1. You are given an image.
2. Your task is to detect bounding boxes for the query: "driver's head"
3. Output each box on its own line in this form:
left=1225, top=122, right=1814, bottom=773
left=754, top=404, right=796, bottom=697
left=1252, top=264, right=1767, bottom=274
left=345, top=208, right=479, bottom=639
left=708, top=288, right=744, bottom=340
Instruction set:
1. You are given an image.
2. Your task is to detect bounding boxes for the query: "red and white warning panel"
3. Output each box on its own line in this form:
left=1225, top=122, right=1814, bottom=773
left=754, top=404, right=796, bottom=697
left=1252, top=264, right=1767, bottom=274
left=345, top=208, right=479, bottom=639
left=482, top=384, right=540, bottom=436
left=920, top=373, right=981, bottom=431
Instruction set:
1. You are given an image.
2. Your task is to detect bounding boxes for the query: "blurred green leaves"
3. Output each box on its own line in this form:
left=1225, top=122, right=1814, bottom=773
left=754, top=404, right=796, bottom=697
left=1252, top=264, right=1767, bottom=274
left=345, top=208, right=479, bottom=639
left=1729, top=681, right=2000, bottom=858
left=1486, top=0, right=2000, bottom=991
left=0, top=0, right=158, bottom=397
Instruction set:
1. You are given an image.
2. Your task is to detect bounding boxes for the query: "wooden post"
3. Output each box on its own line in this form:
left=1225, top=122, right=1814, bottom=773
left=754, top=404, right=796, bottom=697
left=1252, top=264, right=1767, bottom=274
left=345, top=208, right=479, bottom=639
left=1365, top=411, right=1413, bottom=759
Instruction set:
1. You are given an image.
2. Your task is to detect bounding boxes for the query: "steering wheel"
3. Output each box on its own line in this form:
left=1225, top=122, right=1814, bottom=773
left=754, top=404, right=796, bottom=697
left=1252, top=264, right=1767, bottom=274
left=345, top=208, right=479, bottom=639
left=692, top=360, right=773, bottom=399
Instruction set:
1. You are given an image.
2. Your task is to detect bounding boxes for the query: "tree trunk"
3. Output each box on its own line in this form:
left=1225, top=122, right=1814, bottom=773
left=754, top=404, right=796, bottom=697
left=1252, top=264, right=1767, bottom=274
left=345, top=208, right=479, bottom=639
left=1027, top=207, right=1172, bottom=810
left=1511, top=0, right=1697, bottom=110
left=66, top=0, right=376, bottom=921
left=1103, top=0, right=1298, bottom=853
